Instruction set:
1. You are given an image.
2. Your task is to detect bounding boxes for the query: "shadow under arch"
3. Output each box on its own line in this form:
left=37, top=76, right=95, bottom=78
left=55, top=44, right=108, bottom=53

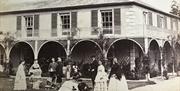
left=70, top=40, right=102, bottom=78
left=9, top=41, right=34, bottom=75
left=0, top=43, right=6, bottom=65
left=107, top=39, right=144, bottom=79
left=148, top=39, right=161, bottom=77
left=37, top=41, right=67, bottom=75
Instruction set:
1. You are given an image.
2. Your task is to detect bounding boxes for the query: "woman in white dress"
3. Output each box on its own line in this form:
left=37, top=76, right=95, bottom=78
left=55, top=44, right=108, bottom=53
left=29, top=60, right=42, bottom=89
left=94, top=60, right=108, bottom=91
left=108, top=58, right=129, bottom=91
left=14, top=61, right=27, bottom=90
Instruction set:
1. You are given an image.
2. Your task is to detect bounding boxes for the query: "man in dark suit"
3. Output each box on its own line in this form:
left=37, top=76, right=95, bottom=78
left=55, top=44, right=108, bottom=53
left=56, top=57, right=63, bottom=88
left=90, top=56, right=98, bottom=87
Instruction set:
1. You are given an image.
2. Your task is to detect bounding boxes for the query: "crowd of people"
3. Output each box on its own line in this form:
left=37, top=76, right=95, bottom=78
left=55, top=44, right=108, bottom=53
left=13, top=56, right=130, bottom=91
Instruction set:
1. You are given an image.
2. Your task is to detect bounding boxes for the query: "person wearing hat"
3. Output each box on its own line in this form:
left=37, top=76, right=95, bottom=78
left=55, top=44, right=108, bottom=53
left=90, top=56, right=98, bottom=87
left=56, top=57, right=63, bottom=89
left=29, top=60, right=42, bottom=89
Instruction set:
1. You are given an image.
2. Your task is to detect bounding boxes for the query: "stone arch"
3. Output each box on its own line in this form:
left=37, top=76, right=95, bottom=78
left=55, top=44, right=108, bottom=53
left=107, top=39, right=144, bottom=79
left=9, top=41, right=34, bottom=75
left=0, top=43, right=6, bottom=65
left=148, top=39, right=161, bottom=77
left=70, top=40, right=102, bottom=78
left=37, top=41, right=67, bottom=75
left=175, top=42, right=180, bottom=72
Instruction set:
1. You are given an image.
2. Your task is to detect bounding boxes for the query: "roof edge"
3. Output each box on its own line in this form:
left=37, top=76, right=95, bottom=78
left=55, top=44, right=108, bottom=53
left=0, top=1, right=179, bottom=19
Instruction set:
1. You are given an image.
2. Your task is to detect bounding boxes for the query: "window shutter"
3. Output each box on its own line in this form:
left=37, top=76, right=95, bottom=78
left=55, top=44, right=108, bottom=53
left=91, top=10, right=98, bottom=35
left=91, top=10, right=98, bottom=27
left=51, top=13, right=57, bottom=36
left=16, top=16, right=21, bottom=30
left=34, top=15, right=39, bottom=30
left=71, top=12, right=77, bottom=36
left=157, top=15, right=160, bottom=28
left=148, top=12, right=153, bottom=25
left=34, top=15, right=39, bottom=36
left=171, top=18, right=173, bottom=30
left=164, top=16, right=167, bottom=29
left=114, top=8, right=121, bottom=34
left=51, top=13, right=57, bottom=29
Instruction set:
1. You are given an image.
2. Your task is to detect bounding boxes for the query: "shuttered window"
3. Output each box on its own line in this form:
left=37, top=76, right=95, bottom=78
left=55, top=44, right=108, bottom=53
left=164, top=16, right=167, bottom=29
left=51, top=13, right=57, bottom=29
left=148, top=12, right=153, bottom=25
left=34, top=15, right=39, bottom=30
left=114, top=8, right=121, bottom=34
left=16, top=16, right=22, bottom=30
left=157, top=15, right=160, bottom=28
left=91, top=10, right=98, bottom=35
left=91, top=10, right=98, bottom=27
left=24, top=15, right=33, bottom=37
left=34, top=15, right=39, bottom=36
left=101, top=10, right=112, bottom=34
left=71, top=12, right=77, bottom=36
left=71, top=12, right=77, bottom=28
left=175, top=19, right=178, bottom=30
left=51, top=13, right=57, bottom=36
left=171, top=18, right=173, bottom=30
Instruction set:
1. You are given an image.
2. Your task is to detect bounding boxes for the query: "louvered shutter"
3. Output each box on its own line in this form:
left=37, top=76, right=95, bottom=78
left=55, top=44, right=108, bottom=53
left=34, top=15, right=39, bottom=36
left=148, top=12, right=153, bottom=25
left=171, top=18, right=173, bottom=30
left=114, top=8, right=121, bottom=34
left=16, top=16, right=21, bottom=30
left=91, top=10, right=98, bottom=35
left=164, top=16, right=167, bottom=29
left=71, top=12, right=77, bottom=36
left=51, top=13, right=57, bottom=36
left=157, top=15, right=160, bottom=28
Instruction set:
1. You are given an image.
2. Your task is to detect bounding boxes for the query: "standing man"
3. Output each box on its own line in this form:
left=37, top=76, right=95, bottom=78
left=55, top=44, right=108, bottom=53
left=49, top=58, right=58, bottom=88
left=90, top=56, right=98, bottom=87
left=56, top=57, right=63, bottom=89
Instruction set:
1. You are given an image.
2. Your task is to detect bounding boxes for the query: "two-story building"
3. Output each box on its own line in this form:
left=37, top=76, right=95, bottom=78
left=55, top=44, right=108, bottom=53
left=0, top=0, right=180, bottom=78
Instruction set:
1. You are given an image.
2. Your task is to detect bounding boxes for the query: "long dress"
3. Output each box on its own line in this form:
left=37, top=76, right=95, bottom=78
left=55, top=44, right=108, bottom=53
left=94, top=65, right=108, bottom=91
left=29, top=63, right=42, bottom=89
left=14, top=63, right=27, bottom=90
left=58, top=80, right=79, bottom=91
left=108, top=74, right=129, bottom=91
left=0, top=64, right=3, bottom=72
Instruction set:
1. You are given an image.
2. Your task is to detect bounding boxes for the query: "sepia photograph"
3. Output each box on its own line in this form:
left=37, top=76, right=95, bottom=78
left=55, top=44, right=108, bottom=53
left=0, top=0, right=180, bottom=91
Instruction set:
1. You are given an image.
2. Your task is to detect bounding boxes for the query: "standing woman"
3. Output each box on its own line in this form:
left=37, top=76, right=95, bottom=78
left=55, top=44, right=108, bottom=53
left=14, top=60, right=27, bottom=90
left=108, top=58, right=129, bottom=91
left=29, top=60, right=42, bottom=89
left=94, top=60, right=108, bottom=91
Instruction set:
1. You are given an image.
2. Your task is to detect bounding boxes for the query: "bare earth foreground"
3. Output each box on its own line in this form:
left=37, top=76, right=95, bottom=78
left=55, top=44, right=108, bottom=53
left=131, top=77, right=180, bottom=91
left=0, top=72, right=180, bottom=91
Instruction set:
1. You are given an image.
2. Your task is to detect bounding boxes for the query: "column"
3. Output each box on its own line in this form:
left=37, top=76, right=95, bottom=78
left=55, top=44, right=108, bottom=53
left=34, top=40, right=38, bottom=60
left=67, top=40, right=71, bottom=59
left=160, top=47, right=164, bottom=77
left=144, top=38, right=149, bottom=54
left=130, top=43, right=135, bottom=71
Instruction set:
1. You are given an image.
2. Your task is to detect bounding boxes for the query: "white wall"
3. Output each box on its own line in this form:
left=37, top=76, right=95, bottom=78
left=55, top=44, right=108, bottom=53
left=0, top=4, right=178, bottom=41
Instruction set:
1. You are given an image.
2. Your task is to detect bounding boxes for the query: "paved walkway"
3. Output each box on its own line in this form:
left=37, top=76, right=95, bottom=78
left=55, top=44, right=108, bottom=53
left=130, top=76, right=180, bottom=91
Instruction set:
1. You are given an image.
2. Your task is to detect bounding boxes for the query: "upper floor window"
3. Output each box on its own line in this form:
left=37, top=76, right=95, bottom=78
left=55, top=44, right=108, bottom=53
left=164, top=16, right=167, bottom=29
left=101, top=10, right=113, bottom=34
left=25, top=15, right=34, bottom=30
left=60, top=13, right=70, bottom=30
left=148, top=12, right=153, bottom=26
left=24, top=15, right=34, bottom=37
left=24, top=15, right=39, bottom=37
left=157, top=15, right=163, bottom=28
left=170, top=18, right=177, bottom=30
left=143, top=11, right=153, bottom=26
